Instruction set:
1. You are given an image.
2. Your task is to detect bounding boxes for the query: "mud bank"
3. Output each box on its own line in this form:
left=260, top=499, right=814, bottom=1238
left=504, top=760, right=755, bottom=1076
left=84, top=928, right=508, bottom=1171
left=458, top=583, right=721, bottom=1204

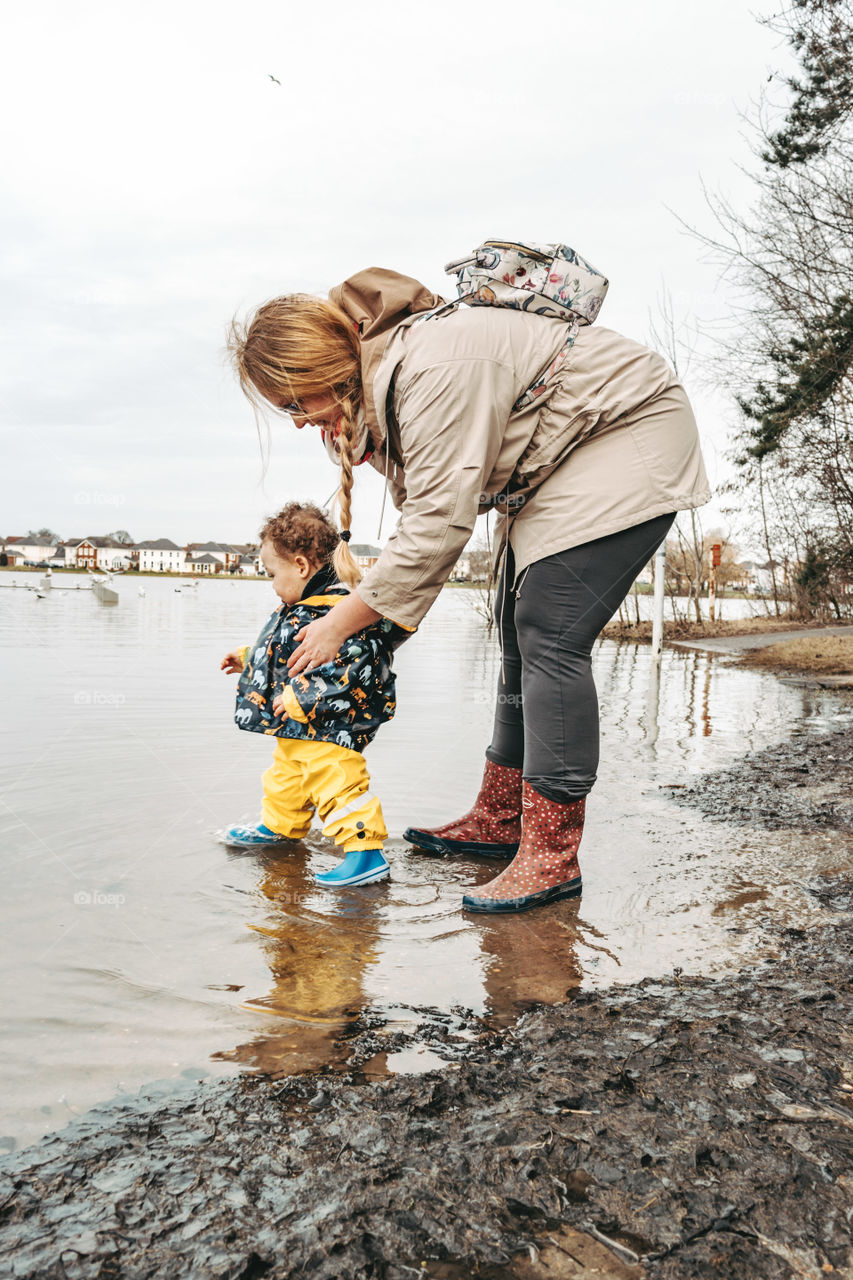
left=2, top=914, right=851, bottom=1278
left=666, top=721, right=853, bottom=834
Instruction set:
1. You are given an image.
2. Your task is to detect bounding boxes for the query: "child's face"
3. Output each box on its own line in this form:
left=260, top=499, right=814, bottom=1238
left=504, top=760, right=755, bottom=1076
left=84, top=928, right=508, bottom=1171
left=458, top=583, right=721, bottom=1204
left=260, top=540, right=315, bottom=605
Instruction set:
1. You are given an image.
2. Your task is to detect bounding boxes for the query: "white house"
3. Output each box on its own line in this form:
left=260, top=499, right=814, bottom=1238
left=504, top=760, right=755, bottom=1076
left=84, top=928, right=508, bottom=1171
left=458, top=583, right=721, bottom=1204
left=97, top=540, right=135, bottom=571
left=189, top=553, right=220, bottom=575
left=135, top=538, right=186, bottom=573
left=186, top=541, right=229, bottom=568
left=2, top=535, right=57, bottom=563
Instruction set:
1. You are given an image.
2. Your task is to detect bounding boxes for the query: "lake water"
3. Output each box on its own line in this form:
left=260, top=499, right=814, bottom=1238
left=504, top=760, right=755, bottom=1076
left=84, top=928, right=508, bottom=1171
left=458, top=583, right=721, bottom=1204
left=1, top=572, right=850, bottom=1151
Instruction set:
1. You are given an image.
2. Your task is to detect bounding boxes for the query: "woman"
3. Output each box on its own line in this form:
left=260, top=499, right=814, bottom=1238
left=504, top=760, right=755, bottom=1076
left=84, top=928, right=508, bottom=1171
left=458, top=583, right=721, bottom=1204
left=228, top=260, right=710, bottom=914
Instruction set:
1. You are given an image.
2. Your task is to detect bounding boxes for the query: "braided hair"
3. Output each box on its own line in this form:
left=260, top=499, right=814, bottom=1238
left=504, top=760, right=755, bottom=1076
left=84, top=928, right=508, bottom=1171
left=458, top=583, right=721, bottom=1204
left=331, top=394, right=362, bottom=588
left=228, top=294, right=364, bottom=588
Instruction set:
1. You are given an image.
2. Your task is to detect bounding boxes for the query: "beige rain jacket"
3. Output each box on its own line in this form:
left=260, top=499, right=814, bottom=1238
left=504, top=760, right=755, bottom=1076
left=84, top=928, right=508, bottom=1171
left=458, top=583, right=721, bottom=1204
left=329, top=270, right=710, bottom=631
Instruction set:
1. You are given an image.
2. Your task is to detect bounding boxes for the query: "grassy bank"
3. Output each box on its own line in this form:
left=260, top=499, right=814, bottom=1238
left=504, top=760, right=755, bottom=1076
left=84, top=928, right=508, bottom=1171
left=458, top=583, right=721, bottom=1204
left=603, top=616, right=853, bottom=676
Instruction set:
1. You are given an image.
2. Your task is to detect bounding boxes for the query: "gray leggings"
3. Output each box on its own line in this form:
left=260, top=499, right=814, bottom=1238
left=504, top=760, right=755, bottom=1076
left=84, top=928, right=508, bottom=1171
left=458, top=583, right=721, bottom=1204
left=486, top=513, right=675, bottom=802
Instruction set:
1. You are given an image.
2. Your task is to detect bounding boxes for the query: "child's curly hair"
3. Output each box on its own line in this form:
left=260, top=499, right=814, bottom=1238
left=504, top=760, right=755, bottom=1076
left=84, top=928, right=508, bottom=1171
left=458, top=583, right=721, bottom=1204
left=259, top=502, right=361, bottom=587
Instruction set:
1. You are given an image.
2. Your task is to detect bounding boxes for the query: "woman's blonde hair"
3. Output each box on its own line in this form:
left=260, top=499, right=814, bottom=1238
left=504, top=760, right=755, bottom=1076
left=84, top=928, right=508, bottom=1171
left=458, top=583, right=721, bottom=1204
left=227, top=294, right=363, bottom=588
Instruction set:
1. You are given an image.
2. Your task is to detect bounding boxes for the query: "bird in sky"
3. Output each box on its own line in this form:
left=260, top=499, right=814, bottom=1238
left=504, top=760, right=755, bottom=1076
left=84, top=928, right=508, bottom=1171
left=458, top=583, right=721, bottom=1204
left=268, top=74, right=281, bottom=86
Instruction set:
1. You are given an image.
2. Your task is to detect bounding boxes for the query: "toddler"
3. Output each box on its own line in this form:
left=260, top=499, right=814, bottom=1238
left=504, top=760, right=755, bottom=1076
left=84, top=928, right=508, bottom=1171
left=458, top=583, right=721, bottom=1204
left=221, top=502, right=404, bottom=887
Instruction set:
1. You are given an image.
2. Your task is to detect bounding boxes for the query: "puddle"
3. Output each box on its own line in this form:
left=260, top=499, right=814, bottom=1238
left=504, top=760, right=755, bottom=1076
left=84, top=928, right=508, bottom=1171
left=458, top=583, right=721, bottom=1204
left=1, top=574, right=851, bottom=1151
left=383, top=1045, right=450, bottom=1074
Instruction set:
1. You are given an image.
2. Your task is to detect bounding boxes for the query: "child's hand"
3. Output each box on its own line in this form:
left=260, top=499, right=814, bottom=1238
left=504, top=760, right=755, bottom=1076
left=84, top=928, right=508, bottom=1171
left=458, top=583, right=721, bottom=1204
left=271, top=694, right=289, bottom=719
left=221, top=650, right=244, bottom=674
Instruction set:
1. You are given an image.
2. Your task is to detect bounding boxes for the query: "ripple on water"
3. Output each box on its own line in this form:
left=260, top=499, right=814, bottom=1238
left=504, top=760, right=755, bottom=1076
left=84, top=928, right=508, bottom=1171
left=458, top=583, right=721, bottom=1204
left=1, top=575, right=849, bottom=1148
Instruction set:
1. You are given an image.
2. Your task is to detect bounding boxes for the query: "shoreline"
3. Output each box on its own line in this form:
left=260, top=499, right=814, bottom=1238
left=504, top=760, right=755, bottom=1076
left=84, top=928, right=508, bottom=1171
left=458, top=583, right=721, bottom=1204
left=604, top=616, right=853, bottom=681
left=2, top=706, right=852, bottom=1277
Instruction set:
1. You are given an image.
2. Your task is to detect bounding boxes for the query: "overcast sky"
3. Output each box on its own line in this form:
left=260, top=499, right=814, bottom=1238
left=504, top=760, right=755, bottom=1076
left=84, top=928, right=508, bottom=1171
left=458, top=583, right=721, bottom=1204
left=1, top=0, right=791, bottom=549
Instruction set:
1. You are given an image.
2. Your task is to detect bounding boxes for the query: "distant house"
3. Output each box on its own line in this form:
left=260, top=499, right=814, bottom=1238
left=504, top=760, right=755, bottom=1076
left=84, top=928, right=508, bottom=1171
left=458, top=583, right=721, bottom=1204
left=48, top=544, right=73, bottom=568
left=186, top=541, right=228, bottom=569
left=56, top=535, right=133, bottom=570
left=349, top=543, right=381, bottom=573
left=741, top=558, right=784, bottom=595
left=2, top=535, right=57, bottom=564
left=188, top=541, right=259, bottom=572
left=100, top=541, right=135, bottom=571
left=135, top=538, right=186, bottom=573
left=63, top=537, right=133, bottom=571
left=236, top=554, right=260, bottom=576
left=227, top=543, right=257, bottom=573
left=189, top=553, right=221, bottom=575
left=9, top=530, right=267, bottom=575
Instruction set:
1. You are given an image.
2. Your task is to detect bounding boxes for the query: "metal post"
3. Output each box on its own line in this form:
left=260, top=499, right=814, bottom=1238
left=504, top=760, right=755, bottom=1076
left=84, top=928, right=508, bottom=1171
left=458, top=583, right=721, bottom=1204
left=650, top=541, right=666, bottom=663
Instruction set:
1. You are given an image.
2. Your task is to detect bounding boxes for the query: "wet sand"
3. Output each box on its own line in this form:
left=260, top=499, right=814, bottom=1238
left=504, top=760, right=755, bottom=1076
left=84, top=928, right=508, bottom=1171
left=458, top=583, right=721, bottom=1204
left=2, top=718, right=852, bottom=1278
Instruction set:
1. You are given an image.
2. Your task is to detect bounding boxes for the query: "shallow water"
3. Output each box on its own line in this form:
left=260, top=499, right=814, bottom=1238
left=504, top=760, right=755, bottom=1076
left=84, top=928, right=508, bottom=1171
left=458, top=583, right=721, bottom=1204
left=1, top=572, right=850, bottom=1151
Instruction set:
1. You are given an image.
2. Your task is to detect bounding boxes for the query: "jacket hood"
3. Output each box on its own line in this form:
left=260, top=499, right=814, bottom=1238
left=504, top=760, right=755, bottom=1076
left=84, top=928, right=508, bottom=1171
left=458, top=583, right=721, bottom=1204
left=329, top=268, right=444, bottom=344
left=329, top=268, right=445, bottom=447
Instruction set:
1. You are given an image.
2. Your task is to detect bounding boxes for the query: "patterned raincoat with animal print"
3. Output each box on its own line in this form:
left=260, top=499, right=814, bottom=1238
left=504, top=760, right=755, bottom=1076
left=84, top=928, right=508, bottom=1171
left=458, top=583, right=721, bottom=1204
left=234, top=564, right=405, bottom=753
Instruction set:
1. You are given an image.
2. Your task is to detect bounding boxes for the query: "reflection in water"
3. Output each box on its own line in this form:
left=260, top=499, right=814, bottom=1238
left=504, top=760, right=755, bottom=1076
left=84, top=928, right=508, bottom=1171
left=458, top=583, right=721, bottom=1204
left=214, top=845, right=385, bottom=1076
left=474, top=897, right=584, bottom=1021
left=642, top=654, right=661, bottom=754
left=218, top=847, right=589, bottom=1077
left=701, top=658, right=713, bottom=738
left=1, top=574, right=851, bottom=1148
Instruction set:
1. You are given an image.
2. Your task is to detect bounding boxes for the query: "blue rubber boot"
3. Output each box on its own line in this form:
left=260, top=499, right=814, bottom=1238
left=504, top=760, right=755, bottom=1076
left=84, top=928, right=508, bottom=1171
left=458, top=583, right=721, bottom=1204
left=224, top=822, right=294, bottom=849
left=315, top=849, right=390, bottom=887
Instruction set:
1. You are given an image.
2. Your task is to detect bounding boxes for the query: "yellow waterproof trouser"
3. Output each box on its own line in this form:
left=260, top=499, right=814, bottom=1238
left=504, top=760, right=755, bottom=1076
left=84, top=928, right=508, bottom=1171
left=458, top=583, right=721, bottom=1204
left=261, top=738, right=387, bottom=854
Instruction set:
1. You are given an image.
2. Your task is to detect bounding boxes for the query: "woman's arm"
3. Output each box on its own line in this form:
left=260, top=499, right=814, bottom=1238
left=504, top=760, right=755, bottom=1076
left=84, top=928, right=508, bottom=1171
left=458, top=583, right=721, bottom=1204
left=287, top=590, right=381, bottom=675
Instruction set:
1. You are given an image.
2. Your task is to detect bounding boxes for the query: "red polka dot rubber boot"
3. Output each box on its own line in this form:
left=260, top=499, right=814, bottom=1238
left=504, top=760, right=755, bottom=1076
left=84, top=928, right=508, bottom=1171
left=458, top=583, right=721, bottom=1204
left=462, top=783, right=584, bottom=912
left=404, top=760, right=522, bottom=859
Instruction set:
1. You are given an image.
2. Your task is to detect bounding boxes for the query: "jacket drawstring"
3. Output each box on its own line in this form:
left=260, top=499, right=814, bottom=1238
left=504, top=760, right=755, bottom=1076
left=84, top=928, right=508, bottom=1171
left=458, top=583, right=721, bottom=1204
left=377, top=439, right=391, bottom=541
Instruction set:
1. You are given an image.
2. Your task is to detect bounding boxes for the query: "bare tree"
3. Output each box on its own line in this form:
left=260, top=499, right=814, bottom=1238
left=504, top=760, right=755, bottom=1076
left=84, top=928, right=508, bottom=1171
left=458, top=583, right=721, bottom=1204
left=686, top=0, right=853, bottom=617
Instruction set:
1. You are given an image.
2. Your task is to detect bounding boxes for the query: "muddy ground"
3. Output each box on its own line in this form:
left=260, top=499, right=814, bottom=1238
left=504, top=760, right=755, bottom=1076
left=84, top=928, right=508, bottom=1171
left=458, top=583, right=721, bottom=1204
left=2, top=730, right=853, bottom=1278
left=666, top=722, right=853, bottom=834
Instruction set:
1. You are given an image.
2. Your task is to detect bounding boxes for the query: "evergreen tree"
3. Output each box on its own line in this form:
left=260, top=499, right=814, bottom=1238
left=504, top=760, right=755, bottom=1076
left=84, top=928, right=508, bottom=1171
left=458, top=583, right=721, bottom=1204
left=698, top=0, right=853, bottom=615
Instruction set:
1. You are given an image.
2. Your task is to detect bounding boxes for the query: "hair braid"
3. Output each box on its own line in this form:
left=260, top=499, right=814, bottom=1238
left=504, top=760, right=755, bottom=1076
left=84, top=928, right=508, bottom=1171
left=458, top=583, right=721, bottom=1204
left=332, top=395, right=363, bottom=589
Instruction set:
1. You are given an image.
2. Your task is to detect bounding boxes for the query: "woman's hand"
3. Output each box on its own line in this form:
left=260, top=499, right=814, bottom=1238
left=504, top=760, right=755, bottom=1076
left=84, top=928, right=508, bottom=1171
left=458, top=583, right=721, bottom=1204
left=220, top=650, right=243, bottom=674
left=287, top=591, right=383, bottom=675
left=287, top=613, right=349, bottom=675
